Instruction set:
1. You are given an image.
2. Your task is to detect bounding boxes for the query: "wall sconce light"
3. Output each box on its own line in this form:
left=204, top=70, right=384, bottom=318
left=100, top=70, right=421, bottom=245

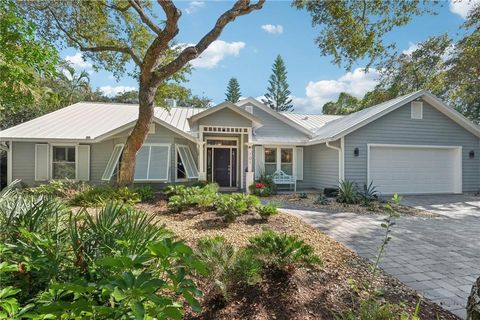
left=354, top=147, right=359, bottom=157
left=469, top=150, right=475, bottom=159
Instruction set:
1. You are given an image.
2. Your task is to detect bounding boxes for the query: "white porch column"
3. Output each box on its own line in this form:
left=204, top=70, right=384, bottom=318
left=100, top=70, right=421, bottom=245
left=245, top=142, right=254, bottom=193
left=197, top=141, right=206, bottom=181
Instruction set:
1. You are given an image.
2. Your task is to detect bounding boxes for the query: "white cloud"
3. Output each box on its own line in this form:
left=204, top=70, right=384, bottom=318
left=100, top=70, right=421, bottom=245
left=100, top=85, right=136, bottom=97
left=449, top=0, right=480, bottom=19
left=402, top=42, right=419, bottom=55
left=185, top=1, right=204, bottom=14
left=292, top=68, right=380, bottom=113
left=261, top=24, right=284, bottom=34
left=190, top=40, right=246, bottom=69
left=64, top=52, right=92, bottom=70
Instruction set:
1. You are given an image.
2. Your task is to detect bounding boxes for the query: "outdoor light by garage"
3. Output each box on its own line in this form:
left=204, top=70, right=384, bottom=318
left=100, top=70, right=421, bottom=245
left=354, top=147, right=359, bottom=157
left=469, top=150, right=475, bottom=159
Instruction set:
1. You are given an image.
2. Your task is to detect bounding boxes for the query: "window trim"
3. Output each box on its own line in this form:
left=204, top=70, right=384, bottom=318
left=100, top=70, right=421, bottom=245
left=175, top=144, right=199, bottom=181
left=134, top=143, right=171, bottom=182
left=50, top=143, right=78, bottom=180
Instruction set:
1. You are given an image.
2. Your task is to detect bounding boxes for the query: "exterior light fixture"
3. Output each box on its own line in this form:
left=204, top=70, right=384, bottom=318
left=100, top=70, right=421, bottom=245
left=469, top=150, right=475, bottom=159
left=354, top=147, right=359, bottom=157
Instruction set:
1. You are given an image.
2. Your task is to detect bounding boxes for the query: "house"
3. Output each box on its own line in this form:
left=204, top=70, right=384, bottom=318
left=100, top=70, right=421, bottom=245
left=0, top=90, right=479, bottom=195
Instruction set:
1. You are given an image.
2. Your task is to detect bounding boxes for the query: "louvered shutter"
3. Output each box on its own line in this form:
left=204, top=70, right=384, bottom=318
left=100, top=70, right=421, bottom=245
left=177, top=145, right=198, bottom=178
left=102, top=144, right=124, bottom=181
left=295, top=147, right=303, bottom=181
left=35, top=144, right=49, bottom=181
left=148, top=145, right=170, bottom=180
left=134, top=146, right=150, bottom=180
left=76, top=145, right=90, bottom=181
left=254, top=146, right=264, bottom=180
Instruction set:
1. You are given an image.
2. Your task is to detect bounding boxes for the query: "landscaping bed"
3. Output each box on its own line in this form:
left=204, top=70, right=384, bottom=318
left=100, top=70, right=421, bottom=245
left=267, top=193, right=439, bottom=217
left=137, top=199, right=458, bottom=319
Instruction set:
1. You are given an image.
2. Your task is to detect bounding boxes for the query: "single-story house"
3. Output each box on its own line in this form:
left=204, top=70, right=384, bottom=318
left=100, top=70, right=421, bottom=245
left=0, top=89, right=479, bottom=195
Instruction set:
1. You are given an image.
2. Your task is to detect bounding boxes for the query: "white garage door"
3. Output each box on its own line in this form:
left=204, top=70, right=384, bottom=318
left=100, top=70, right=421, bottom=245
left=368, top=145, right=462, bottom=195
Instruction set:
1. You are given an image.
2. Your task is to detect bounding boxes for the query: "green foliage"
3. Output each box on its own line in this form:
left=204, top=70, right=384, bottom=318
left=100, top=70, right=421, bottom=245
left=69, top=186, right=141, bottom=207
left=231, top=193, right=260, bottom=211
left=0, top=186, right=203, bottom=319
left=249, top=174, right=276, bottom=197
left=298, top=192, right=308, bottom=199
left=360, top=181, right=378, bottom=206
left=248, top=229, right=321, bottom=274
left=263, top=55, right=293, bottom=111
left=339, top=298, right=418, bottom=320
left=314, top=194, right=330, bottom=205
left=323, top=92, right=360, bottom=115
left=293, top=0, right=431, bottom=68
left=196, top=237, right=261, bottom=300
left=225, top=77, right=242, bottom=103
left=337, top=180, right=360, bottom=204
left=257, top=202, right=278, bottom=220
left=214, top=194, right=249, bottom=223
left=133, top=185, right=155, bottom=202
left=167, top=184, right=219, bottom=212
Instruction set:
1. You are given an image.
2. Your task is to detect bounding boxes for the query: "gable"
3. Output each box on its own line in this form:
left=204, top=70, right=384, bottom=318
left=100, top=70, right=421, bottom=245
left=197, top=108, right=253, bottom=127
left=240, top=102, right=309, bottom=139
left=348, top=100, right=479, bottom=142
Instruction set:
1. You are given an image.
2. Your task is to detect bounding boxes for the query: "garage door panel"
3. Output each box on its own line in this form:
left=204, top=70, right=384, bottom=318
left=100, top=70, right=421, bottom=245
left=369, top=146, right=460, bottom=195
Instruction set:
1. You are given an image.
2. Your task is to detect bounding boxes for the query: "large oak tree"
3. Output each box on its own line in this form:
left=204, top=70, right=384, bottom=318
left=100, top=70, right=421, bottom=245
left=21, top=0, right=265, bottom=185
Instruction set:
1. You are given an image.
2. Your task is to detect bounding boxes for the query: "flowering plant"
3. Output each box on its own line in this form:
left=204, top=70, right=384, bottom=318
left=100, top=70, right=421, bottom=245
left=255, top=182, right=266, bottom=189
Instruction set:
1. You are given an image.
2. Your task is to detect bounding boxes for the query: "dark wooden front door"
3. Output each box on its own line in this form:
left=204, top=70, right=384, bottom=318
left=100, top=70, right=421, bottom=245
left=213, top=148, right=230, bottom=187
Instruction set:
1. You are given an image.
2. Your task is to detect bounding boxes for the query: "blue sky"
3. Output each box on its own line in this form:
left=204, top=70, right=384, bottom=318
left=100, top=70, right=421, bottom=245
left=62, top=0, right=478, bottom=114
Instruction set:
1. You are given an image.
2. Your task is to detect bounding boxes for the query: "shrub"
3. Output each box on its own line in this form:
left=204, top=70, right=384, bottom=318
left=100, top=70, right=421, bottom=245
left=163, top=184, right=187, bottom=198
left=214, top=194, right=248, bottom=222
left=359, top=181, right=378, bottom=206
left=314, top=194, right=329, bottom=205
left=248, top=229, right=321, bottom=274
left=196, top=237, right=261, bottom=300
left=257, top=202, right=278, bottom=220
left=337, top=180, right=359, bottom=204
left=134, top=185, right=155, bottom=202
left=249, top=174, right=276, bottom=197
left=324, top=187, right=339, bottom=197
left=231, top=193, right=260, bottom=211
left=69, top=186, right=141, bottom=207
left=298, top=192, right=308, bottom=199
left=166, top=184, right=219, bottom=212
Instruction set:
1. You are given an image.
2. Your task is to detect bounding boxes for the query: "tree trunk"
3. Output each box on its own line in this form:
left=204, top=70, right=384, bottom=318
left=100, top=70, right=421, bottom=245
left=118, top=79, right=157, bottom=186
left=468, top=276, right=480, bottom=320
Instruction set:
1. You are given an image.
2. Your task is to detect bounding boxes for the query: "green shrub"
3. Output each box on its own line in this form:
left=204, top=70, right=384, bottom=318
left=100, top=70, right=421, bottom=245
left=337, top=180, right=360, bottom=204
left=231, top=193, right=260, bottom=211
left=298, top=192, right=308, bottom=199
left=257, top=202, right=278, bottom=220
left=28, top=179, right=89, bottom=198
left=249, top=174, right=276, bottom=197
left=339, top=298, right=421, bottom=320
left=163, top=184, right=187, bottom=198
left=248, top=229, right=321, bottom=274
left=196, top=237, right=261, bottom=300
left=314, top=194, right=329, bottom=205
left=214, top=194, right=248, bottom=222
left=359, top=181, right=378, bottom=206
left=166, top=183, right=219, bottom=212
left=134, top=185, right=155, bottom=202
left=69, top=186, right=141, bottom=207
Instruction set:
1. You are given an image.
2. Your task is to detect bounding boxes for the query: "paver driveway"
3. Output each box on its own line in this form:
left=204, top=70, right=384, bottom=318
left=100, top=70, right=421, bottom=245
left=283, top=194, right=480, bottom=319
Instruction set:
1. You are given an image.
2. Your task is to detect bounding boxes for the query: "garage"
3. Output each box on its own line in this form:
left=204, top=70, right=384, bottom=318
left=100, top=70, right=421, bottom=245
left=367, top=144, right=462, bottom=195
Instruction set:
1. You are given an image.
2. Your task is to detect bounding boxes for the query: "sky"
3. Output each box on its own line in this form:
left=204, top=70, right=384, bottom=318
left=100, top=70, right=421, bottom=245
left=61, top=0, right=479, bottom=114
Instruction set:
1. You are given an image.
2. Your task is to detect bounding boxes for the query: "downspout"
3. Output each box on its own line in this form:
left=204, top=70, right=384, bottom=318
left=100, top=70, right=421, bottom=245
left=325, top=138, right=344, bottom=184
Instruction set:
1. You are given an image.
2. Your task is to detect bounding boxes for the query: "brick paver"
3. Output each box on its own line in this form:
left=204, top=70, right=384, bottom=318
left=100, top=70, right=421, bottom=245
left=282, top=194, right=480, bottom=319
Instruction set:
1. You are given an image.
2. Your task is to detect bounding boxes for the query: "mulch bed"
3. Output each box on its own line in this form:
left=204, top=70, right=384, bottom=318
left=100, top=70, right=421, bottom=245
left=136, top=200, right=459, bottom=320
left=267, top=193, right=439, bottom=217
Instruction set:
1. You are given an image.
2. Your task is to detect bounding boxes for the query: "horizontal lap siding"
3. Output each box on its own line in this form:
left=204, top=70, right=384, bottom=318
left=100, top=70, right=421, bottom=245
left=344, top=101, right=480, bottom=192
left=198, top=108, right=252, bottom=127
left=308, top=143, right=339, bottom=190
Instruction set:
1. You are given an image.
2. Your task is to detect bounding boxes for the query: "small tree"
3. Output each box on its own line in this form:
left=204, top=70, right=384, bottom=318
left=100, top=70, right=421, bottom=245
left=263, top=55, right=293, bottom=112
left=225, top=77, right=241, bottom=103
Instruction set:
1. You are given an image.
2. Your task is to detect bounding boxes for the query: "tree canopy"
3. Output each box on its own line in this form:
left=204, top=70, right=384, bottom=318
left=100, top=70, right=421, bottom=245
left=263, top=55, right=293, bottom=112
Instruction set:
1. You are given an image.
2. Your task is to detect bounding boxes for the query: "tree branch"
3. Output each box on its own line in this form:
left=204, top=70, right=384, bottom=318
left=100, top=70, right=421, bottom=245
left=47, top=7, right=142, bottom=66
left=127, top=0, right=162, bottom=35
left=151, top=0, right=265, bottom=85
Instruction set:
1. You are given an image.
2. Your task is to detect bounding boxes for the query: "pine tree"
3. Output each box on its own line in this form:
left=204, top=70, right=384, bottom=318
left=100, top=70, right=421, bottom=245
left=225, top=77, right=241, bottom=103
left=263, top=55, right=293, bottom=111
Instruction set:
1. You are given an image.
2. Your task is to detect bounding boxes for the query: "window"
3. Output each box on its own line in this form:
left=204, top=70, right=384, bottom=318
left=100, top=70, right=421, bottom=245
left=264, top=147, right=277, bottom=175
left=134, top=144, right=170, bottom=181
left=281, top=148, right=293, bottom=175
left=176, top=145, right=198, bottom=180
left=411, top=101, right=423, bottom=119
left=52, top=146, right=76, bottom=179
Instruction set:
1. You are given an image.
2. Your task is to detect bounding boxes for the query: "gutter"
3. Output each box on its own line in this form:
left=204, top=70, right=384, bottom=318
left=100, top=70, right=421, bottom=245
left=325, top=139, right=344, bottom=183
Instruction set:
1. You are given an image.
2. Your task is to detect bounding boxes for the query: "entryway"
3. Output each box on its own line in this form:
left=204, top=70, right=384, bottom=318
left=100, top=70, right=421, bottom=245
left=206, top=138, right=238, bottom=188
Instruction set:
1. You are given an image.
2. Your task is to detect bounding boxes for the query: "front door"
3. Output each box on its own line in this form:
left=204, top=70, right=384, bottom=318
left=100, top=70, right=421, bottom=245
left=213, top=148, right=230, bottom=187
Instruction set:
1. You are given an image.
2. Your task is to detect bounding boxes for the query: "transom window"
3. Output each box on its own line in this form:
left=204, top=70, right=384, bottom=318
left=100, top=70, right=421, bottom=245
left=52, top=146, right=76, bottom=179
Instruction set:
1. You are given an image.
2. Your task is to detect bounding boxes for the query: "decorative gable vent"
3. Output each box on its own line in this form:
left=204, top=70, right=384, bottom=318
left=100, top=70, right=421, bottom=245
left=411, top=101, right=423, bottom=119
left=245, top=105, right=253, bottom=114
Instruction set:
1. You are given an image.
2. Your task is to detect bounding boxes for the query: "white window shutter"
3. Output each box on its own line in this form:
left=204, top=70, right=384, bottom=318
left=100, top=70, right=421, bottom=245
left=76, top=145, right=90, bottom=181
left=148, top=145, right=170, bottom=181
left=35, top=144, right=49, bottom=181
left=254, top=146, right=264, bottom=180
left=177, top=145, right=198, bottom=178
left=134, top=146, right=150, bottom=180
left=295, top=147, right=304, bottom=181
left=102, top=144, right=124, bottom=181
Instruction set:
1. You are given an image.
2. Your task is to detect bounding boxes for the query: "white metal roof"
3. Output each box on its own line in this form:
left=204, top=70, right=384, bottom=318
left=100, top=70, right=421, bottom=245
left=280, top=113, right=343, bottom=132
left=0, top=102, right=203, bottom=142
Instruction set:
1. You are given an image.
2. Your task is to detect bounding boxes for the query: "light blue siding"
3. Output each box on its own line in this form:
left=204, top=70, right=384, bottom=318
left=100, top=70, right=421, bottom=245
left=344, top=101, right=480, bottom=192
left=198, top=108, right=252, bottom=127
left=307, top=143, right=339, bottom=190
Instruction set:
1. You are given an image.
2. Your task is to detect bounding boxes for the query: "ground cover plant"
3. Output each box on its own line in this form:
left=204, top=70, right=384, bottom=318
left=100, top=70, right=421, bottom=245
left=0, top=184, right=204, bottom=319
